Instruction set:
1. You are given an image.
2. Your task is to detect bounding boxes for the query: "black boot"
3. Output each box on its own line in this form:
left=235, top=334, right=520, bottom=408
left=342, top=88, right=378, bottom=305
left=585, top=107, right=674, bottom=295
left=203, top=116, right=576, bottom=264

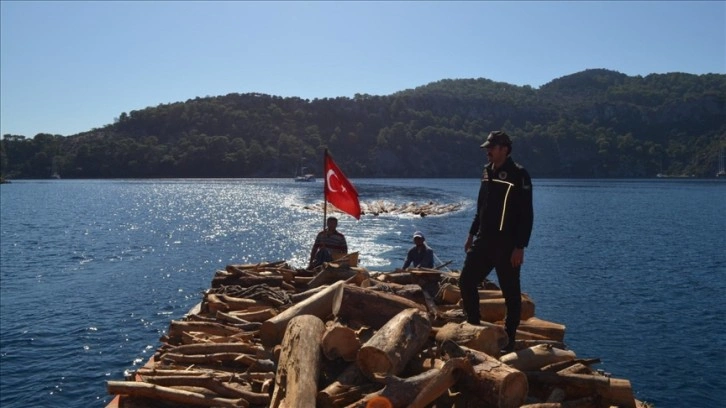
left=501, top=328, right=516, bottom=353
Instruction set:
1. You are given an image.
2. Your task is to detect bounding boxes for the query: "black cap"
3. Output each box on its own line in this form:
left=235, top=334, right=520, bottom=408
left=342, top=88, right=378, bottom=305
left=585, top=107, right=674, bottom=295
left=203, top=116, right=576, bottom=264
left=480, top=131, right=512, bottom=148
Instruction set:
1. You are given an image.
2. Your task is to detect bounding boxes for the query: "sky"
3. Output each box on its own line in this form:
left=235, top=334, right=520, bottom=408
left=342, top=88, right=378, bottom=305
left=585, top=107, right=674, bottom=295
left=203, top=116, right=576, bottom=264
left=1, top=1, right=724, bottom=138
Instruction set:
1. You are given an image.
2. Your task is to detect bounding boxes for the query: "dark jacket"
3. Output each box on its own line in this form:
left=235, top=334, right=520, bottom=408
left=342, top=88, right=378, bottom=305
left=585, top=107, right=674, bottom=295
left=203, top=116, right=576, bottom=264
left=469, top=156, right=533, bottom=248
left=403, top=245, right=434, bottom=269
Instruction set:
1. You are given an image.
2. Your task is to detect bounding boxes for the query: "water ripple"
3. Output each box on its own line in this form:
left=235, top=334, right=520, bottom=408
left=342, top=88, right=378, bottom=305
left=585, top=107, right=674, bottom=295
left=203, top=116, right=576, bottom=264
left=2, top=178, right=724, bottom=407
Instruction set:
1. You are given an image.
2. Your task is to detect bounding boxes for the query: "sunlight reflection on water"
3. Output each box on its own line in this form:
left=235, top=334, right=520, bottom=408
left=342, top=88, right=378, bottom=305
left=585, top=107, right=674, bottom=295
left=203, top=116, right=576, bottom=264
left=1, top=178, right=724, bottom=407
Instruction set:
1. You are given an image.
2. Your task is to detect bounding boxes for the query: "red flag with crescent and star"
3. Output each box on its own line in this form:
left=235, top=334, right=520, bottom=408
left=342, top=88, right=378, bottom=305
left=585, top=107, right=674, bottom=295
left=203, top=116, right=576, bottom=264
left=324, top=150, right=361, bottom=220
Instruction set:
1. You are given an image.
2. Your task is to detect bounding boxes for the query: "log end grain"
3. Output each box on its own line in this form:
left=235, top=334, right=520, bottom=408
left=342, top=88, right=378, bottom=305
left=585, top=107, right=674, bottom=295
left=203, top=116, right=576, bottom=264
left=357, top=346, right=394, bottom=379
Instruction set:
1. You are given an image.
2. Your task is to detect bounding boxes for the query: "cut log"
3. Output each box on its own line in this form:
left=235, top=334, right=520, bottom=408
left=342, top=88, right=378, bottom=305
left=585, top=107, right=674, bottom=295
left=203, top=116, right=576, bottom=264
left=344, top=268, right=370, bottom=286
left=164, top=342, right=265, bottom=356
left=500, top=344, right=576, bottom=371
left=440, top=340, right=528, bottom=408
left=557, top=362, right=592, bottom=376
left=269, top=314, right=326, bottom=408
left=175, top=329, right=255, bottom=346
left=136, top=368, right=275, bottom=382
left=525, top=372, right=636, bottom=408
left=333, top=284, right=427, bottom=330
left=334, top=251, right=359, bottom=267
left=321, top=322, right=361, bottom=361
left=408, top=357, right=471, bottom=408
left=437, top=284, right=504, bottom=304
left=317, top=363, right=381, bottom=408
left=404, top=355, right=446, bottom=375
left=229, top=307, right=277, bottom=322
left=515, top=317, right=566, bottom=342
left=434, top=321, right=508, bottom=356
left=517, top=339, right=567, bottom=351
left=107, top=380, right=246, bottom=408
left=378, top=272, right=414, bottom=285
left=211, top=274, right=284, bottom=289
left=307, top=264, right=362, bottom=288
left=217, top=294, right=272, bottom=310
left=142, top=374, right=270, bottom=404
left=540, top=358, right=601, bottom=373
left=290, top=284, right=328, bottom=303
left=260, top=281, right=344, bottom=347
left=348, top=357, right=471, bottom=408
left=160, top=352, right=256, bottom=366
left=479, top=295, right=535, bottom=322
left=226, top=260, right=287, bottom=273
left=166, top=321, right=244, bottom=345
left=370, top=283, right=427, bottom=306
left=356, top=308, right=432, bottom=379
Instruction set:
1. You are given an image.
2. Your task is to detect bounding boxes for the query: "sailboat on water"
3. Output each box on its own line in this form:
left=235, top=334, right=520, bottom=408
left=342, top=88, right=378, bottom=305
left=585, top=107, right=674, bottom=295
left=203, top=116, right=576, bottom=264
left=50, top=157, right=61, bottom=179
left=293, top=158, right=315, bottom=182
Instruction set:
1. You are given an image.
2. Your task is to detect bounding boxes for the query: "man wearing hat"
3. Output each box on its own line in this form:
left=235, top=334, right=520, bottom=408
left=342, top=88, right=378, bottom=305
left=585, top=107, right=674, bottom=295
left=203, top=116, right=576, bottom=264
left=459, top=130, right=534, bottom=353
left=402, top=231, right=434, bottom=269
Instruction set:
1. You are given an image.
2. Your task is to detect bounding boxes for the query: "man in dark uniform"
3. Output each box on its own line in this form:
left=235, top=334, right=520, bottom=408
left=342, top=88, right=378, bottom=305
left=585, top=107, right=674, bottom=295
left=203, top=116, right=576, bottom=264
left=459, top=130, right=534, bottom=353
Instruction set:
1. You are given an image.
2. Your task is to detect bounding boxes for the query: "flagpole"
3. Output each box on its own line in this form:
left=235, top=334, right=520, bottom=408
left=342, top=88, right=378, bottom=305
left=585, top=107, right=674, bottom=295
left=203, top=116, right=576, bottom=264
left=322, top=149, right=328, bottom=230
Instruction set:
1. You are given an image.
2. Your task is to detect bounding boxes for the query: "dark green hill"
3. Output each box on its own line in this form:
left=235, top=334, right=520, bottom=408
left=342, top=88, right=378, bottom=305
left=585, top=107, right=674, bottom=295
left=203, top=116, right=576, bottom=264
left=2, top=69, right=725, bottom=179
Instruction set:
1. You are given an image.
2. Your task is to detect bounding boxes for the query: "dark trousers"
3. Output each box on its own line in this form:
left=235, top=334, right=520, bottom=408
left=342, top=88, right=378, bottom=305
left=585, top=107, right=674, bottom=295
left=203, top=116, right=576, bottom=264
left=459, top=238, right=521, bottom=344
left=311, top=248, right=333, bottom=268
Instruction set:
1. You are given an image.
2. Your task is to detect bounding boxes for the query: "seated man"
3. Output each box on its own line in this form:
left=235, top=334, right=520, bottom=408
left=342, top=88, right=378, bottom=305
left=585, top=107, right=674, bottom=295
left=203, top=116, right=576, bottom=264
left=403, top=231, right=434, bottom=269
left=308, top=216, right=348, bottom=269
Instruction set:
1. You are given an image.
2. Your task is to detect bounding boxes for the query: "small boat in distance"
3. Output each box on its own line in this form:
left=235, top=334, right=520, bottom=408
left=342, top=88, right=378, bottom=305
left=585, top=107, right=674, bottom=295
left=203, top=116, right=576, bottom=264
left=295, top=173, right=316, bottom=182
left=294, top=170, right=315, bottom=182
left=294, top=159, right=315, bottom=182
left=717, top=147, right=726, bottom=178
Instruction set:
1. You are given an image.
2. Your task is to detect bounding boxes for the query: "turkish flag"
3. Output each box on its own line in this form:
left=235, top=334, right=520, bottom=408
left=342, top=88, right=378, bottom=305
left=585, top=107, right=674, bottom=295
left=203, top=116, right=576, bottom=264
left=325, top=151, right=361, bottom=220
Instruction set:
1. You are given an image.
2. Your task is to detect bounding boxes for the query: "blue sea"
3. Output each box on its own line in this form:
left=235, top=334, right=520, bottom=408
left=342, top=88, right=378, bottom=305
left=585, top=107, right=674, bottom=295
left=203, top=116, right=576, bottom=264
left=1, top=178, right=724, bottom=407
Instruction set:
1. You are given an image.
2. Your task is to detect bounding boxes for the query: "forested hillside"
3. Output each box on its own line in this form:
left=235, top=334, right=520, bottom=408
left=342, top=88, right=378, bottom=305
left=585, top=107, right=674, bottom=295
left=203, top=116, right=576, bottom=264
left=2, top=69, right=725, bottom=179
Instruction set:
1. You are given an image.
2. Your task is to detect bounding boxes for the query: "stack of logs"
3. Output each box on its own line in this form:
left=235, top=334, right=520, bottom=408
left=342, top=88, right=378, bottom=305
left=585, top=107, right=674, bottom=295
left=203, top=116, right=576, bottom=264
left=107, top=260, right=646, bottom=408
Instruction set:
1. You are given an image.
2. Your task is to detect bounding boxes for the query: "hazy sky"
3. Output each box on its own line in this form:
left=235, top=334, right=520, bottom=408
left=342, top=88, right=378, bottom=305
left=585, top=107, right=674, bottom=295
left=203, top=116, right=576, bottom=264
left=1, top=1, right=724, bottom=137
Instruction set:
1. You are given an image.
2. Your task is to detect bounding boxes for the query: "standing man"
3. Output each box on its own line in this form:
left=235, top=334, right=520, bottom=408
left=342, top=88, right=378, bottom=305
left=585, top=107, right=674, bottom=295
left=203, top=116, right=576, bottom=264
left=459, top=131, right=534, bottom=353
left=308, top=216, right=348, bottom=269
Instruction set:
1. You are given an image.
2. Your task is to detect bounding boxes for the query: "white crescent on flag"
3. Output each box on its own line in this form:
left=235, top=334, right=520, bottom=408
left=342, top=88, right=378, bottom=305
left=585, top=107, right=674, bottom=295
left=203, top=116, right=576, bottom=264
left=324, top=150, right=360, bottom=219
left=326, top=169, right=339, bottom=192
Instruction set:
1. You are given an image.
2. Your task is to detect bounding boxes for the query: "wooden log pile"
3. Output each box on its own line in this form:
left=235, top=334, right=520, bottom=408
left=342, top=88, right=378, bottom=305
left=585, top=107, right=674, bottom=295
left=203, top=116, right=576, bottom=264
left=107, top=260, right=648, bottom=408
left=302, top=200, right=463, bottom=217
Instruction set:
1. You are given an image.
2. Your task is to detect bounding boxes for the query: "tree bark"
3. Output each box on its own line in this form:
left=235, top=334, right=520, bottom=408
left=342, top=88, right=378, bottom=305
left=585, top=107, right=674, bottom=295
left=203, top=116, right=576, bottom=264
left=525, top=372, right=635, bottom=408
left=479, top=295, right=536, bottom=322
left=307, top=264, right=362, bottom=288
left=437, top=284, right=504, bottom=304
left=434, top=321, right=508, bottom=356
left=269, top=314, right=326, bottom=408
left=143, top=374, right=270, bottom=404
left=333, top=284, right=427, bottom=330
left=317, top=363, right=381, bottom=408
left=517, top=317, right=566, bottom=342
left=356, top=308, right=432, bottom=379
left=107, top=380, right=246, bottom=408
left=211, top=274, right=284, bottom=289
left=500, top=344, right=576, bottom=371
left=229, top=307, right=277, bottom=322
left=163, top=342, right=265, bottom=357
left=347, top=358, right=470, bottom=408
left=322, top=322, right=361, bottom=361
left=260, top=280, right=344, bottom=347
left=440, top=340, right=529, bottom=408
left=166, top=321, right=244, bottom=345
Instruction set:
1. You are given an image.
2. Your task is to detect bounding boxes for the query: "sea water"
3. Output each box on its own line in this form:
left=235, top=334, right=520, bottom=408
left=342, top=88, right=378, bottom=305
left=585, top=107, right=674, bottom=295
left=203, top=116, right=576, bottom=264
left=1, top=178, right=724, bottom=407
